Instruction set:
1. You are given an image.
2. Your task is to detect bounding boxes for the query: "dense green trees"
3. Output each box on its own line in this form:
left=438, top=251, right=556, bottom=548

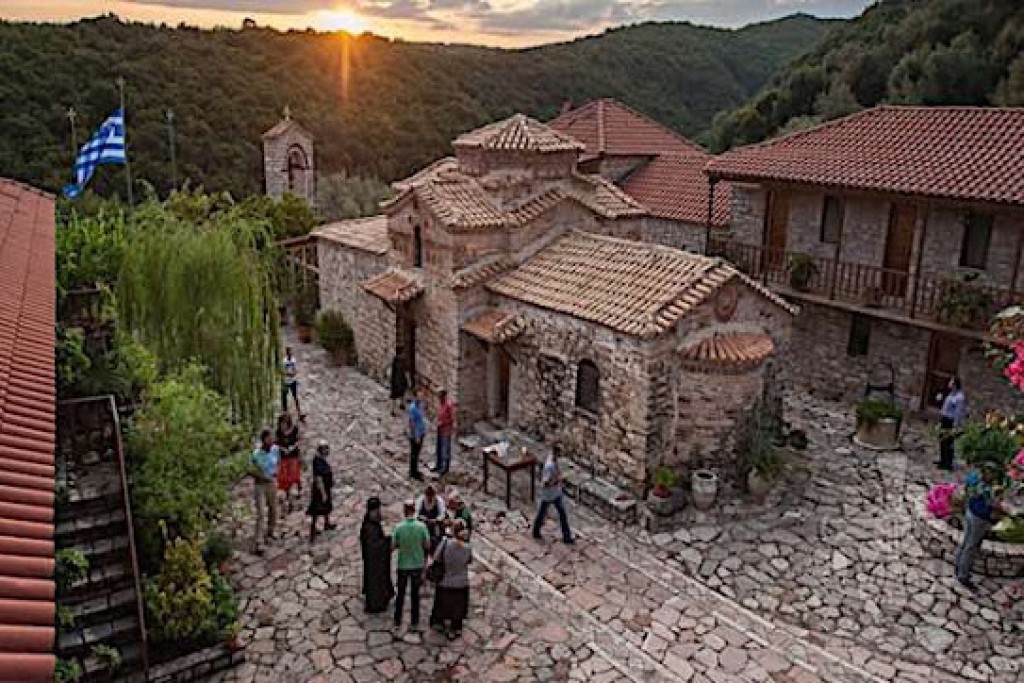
left=711, top=0, right=1024, bottom=150
left=0, top=14, right=829, bottom=196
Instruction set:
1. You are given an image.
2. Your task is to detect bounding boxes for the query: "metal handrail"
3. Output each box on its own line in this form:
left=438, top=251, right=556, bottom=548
left=58, top=396, right=149, bottom=676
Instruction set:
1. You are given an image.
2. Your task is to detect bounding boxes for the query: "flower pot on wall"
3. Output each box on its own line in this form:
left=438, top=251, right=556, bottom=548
left=692, top=469, right=718, bottom=511
left=854, top=417, right=901, bottom=450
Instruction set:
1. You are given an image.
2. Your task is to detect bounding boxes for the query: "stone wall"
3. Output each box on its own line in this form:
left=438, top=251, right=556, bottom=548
left=781, top=300, right=1024, bottom=415
left=913, top=499, right=1024, bottom=578
left=499, top=304, right=651, bottom=493
left=918, top=208, right=1024, bottom=290
left=316, top=239, right=393, bottom=383
left=640, top=218, right=705, bottom=252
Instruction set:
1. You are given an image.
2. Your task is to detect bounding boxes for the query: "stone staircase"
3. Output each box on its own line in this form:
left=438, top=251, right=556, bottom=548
left=56, top=398, right=147, bottom=683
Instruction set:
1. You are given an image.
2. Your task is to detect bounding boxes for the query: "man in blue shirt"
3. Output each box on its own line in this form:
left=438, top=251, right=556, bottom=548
left=531, top=446, right=575, bottom=545
left=251, top=429, right=280, bottom=555
left=955, top=466, right=1002, bottom=590
left=937, top=377, right=966, bottom=471
left=407, top=388, right=426, bottom=481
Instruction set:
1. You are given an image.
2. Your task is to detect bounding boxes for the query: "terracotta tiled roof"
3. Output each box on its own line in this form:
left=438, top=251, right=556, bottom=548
left=622, top=151, right=730, bottom=227
left=362, top=270, right=423, bottom=304
left=385, top=163, right=644, bottom=232
left=706, top=106, right=1024, bottom=206
left=461, top=309, right=525, bottom=344
left=680, top=332, right=775, bottom=370
left=392, top=157, right=458, bottom=192
left=549, top=99, right=702, bottom=160
left=487, top=230, right=795, bottom=338
left=0, top=178, right=56, bottom=682
left=261, top=118, right=312, bottom=140
left=454, top=114, right=584, bottom=153
left=449, top=255, right=516, bottom=290
left=313, top=216, right=389, bottom=255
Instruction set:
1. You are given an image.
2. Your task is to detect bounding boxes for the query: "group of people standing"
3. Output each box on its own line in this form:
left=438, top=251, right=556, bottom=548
left=359, top=486, right=475, bottom=638
left=391, top=350, right=457, bottom=481
left=249, top=348, right=336, bottom=554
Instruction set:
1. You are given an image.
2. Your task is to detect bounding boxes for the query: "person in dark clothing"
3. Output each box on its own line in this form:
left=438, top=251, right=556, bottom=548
left=937, top=377, right=967, bottom=471
left=407, top=388, right=426, bottom=481
left=307, top=440, right=337, bottom=542
left=359, top=497, right=395, bottom=613
left=955, top=467, right=1002, bottom=589
left=390, top=350, right=409, bottom=416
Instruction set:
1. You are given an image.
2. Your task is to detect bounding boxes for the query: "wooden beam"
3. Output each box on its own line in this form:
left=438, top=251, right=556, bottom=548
left=908, top=205, right=929, bottom=320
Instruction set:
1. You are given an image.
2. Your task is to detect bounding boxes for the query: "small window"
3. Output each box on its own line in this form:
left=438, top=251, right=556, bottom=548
left=575, top=359, right=600, bottom=415
left=960, top=212, right=992, bottom=269
left=847, top=313, right=871, bottom=357
left=413, top=224, right=424, bottom=268
left=820, top=195, right=844, bottom=244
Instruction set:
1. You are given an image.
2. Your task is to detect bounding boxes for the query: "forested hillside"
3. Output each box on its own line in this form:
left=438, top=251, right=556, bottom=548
left=710, top=0, right=1024, bottom=150
left=0, top=14, right=830, bottom=197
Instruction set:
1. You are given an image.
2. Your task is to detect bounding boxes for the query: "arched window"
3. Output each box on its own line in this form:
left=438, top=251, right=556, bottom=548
left=286, top=146, right=308, bottom=192
left=575, top=359, right=600, bottom=415
left=413, top=224, right=424, bottom=268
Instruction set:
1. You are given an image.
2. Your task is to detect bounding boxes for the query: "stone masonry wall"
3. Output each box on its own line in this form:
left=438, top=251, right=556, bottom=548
left=500, top=304, right=651, bottom=493
left=640, top=218, right=705, bottom=252
left=316, top=240, right=393, bottom=383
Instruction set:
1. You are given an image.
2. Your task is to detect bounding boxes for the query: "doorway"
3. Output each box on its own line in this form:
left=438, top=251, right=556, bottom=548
left=397, top=310, right=417, bottom=389
left=488, top=346, right=511, bottom=424
left=883, top=203, right=915, bottom=298
left=924, top=333, right=963, bottom=409
left=762, top=191, right=789, bottom=277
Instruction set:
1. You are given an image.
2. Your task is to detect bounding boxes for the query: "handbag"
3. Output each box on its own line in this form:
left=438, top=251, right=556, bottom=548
left=425, top=538, right=447, bottom=584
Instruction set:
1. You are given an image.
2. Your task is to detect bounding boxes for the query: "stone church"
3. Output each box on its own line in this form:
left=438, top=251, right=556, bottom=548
left=313, top=114, right=796, bottom=494
left=262, top=109, right=316, bottom=206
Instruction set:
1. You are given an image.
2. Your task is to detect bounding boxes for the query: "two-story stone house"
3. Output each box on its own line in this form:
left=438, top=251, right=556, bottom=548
left=315, top=114, right=796, bottom=493
left=706, top=106, right=1024, bottom=414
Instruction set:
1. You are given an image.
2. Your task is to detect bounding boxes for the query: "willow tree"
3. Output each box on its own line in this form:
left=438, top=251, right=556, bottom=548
left=118, top=195, right=280, bottom=427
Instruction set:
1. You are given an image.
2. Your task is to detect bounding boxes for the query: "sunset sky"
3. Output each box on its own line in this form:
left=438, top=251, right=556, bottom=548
left=4, top=1, right=874, bottom=47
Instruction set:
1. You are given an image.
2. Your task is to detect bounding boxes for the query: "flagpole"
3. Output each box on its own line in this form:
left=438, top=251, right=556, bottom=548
left=166, top=109, right=177, bottom=193
left=67, top=107, right=78, bottom=159
left=116, top=76, right=134, bottom=208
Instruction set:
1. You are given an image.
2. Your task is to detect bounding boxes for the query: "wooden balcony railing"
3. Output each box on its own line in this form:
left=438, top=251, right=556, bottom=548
left=278, top=234, right=319, bottom=277
left=708, top=238, right=1022, bottom=330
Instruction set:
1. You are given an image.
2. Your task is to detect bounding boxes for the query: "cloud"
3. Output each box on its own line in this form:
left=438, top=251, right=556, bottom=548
left=126, top=0, right=337, bottom=14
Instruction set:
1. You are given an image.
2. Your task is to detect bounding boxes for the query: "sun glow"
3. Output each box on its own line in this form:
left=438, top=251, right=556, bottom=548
left=315, top=9, right=369, bottom=34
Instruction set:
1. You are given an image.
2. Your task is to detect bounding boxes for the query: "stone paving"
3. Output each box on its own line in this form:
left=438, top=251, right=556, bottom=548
left=211, top=332, right=1023, bottom=682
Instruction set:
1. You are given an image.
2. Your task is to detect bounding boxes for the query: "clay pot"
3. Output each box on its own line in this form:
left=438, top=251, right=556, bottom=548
left=854, top=417, right=900, bottom=450
left=297, top=324, right=313, bottom=344
left=692, top=469, right=718, bottom=511
left=747, top=469, right=771, bottom=504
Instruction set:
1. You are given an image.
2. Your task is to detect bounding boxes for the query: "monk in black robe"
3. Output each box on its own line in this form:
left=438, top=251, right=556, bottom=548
left=359, top=497, right=394, bottom=613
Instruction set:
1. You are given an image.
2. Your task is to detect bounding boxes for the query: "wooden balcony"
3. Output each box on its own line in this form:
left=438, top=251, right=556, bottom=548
left=707, top=238, right=1022, bottom=331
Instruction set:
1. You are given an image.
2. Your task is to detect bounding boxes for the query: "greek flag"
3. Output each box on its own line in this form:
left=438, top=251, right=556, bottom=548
left=63, top=109, right=127, bottom=198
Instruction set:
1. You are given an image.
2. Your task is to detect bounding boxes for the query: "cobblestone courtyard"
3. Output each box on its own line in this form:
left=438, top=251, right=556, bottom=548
left=212, top=333, right=1023, bottom=682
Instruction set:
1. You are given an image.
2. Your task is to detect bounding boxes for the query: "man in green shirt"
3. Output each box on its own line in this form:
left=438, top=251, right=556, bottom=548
left=391, top=500, right=430, bottom=629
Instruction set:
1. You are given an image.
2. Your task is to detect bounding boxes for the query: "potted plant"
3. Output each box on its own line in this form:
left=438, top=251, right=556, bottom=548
left=91, top=644, right=122, bottom=677
left=648, top=466, right=683, bottom=516
left=315, top=310, right=357, bottom=366
left=853, top=399, right=903, bottom=449
left=651, top=466, right=677, bottom=499
left=223, top=620, right=242, bottom=653
left=786, top=253, right=818, bottom=292
left=294, top=276, right=317, bottom=344
left=936, top=273, right=994, bottom=329
left=691, top=469, right=718, bottom=511
left=747, top=447, right=784, bottom=504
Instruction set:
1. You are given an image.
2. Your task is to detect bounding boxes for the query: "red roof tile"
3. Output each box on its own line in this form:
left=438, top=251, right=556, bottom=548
left=706, top=106, right=1024, bottom=206
left=0, top=178, right=56, bottom=682
left=622, top=151, right=731, bottom=227
left=680, top=332, right=776, bottom=371
left=460, top=309, right=525, bottom=344
left=361, top=270, right=424, bottom=304
left=454, top=114, right=584, bottom=153
left=549, top=99, right=703, bottom=160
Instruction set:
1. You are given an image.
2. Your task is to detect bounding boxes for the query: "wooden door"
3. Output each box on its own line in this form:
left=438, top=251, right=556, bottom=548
left=397, top=311, right=417, bottom=389
left=883, top=204, right=915, bottom=297
left=764, top=191, right=789, bottom=276
left=497, top=350, right=510, bottom=423
left=923, top=333, right=963, bottom=409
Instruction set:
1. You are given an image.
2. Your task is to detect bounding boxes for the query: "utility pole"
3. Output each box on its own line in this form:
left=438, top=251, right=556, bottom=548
left=116, top=76, right=134, bottom=208
left=166, top=108, right=177, bottom=193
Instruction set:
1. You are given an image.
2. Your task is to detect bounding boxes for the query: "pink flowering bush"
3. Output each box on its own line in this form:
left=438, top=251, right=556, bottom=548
left=926, top=482, right=959, bottom=519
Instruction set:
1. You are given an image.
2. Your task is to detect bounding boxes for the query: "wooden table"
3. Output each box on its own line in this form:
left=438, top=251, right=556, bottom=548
left=482, top=449, right=539, bottom=509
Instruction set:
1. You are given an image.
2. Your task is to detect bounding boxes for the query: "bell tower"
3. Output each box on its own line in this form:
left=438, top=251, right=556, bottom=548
left=262, top=106, right=316, bottom=205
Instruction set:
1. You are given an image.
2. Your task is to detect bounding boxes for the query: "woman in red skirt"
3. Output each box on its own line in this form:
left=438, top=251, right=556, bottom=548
left=275, top=412, right=301, bottom=512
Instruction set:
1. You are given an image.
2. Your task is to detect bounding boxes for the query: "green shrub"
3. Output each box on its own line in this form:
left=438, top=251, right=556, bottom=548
left=786, top=253, right=819, bottom=291
left=202, top=532, right=233, bottom=569
left=128, top=366, right=248, bottom=569
left=210, top=569, right=239, bottom=636
left=315, top=310, right=356, bottom=364
left=994, top=516, right=1024, bottom=543
left=936, top=273, right=994, bottom=328
left=55, top=658, right=82, bottom=683
left=955, top=422, right=1018, bottom=467
left=855, top=400, right=903, bottom=426
left=144, top=537, right=216, bottom=644
left=652, top=467, right=681, bottom=489
left=91, top=644, right=122, bottom=672
left=55, top=549, right=89, bottom=594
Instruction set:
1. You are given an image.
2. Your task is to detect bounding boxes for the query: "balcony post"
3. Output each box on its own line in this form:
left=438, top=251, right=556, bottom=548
left=829, top=210, right=844, bottom=301
left=908, top=206, right=928, bottom=320
left=704, top=177, right=718, bottom=256
left=1009, top=224, right=1023, bottom=308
